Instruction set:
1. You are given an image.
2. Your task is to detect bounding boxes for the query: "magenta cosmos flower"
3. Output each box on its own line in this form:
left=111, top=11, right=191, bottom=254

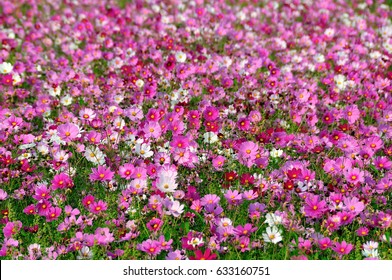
left=332, top=241, right=353, bottom=255
left=57, top=123, right=81, bottom=142
left=303, top=194, right=327, bottom=218
left=189, top=248, right=217, bottom=260
left=51, top=173, right=73, bottom=190
left=118, top=163, right=135, bottom=180
left=3, top=221, right=22, bottom=238
left=344, top=168, right=365, bottom=184
left=90, top=166, right=115, bottom=182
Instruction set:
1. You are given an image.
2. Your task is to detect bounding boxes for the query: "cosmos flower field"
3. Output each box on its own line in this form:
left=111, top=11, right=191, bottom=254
left=0, top=0, right=392, bottom=260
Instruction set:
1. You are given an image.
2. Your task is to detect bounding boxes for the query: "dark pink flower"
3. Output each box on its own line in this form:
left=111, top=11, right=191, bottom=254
left=90, top=166, right=115, bottom=182
left=332, top=241, right=353, bottom=255
left=304, top=194, right=327, bottom=218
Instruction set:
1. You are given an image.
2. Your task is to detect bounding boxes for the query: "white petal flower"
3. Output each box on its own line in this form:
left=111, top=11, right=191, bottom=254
left=0, top=62, right=13, bottom=74
left=175, top=51, right=187, bottom=63
left=203, top=132, right=218, bottom=144
left=262, top=226, right=283, bottom=244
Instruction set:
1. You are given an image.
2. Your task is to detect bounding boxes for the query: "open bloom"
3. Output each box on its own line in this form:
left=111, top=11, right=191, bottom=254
left=164, top=199, right=184, bottom=217
left=0, top=189, right=8, bottom=200
left=118, top=163, right=135, bottom=180
left=90, top=166, right=115, bottom=182
left=137, top=239, right=162, bottom=256
left=332, top=241, right=353, bottom=255
left=156, top=170, right=178, bottom=193
left=3, top=221, right=22, bottom=238
left=304, top=194, right=327, bottom=218
left=344, top=168, right=365, bottom=184
left=262, top=226, right=282, bottom=244
left=0, top=62, right=13, bottom=74
left=57, top=123, right=81, bottom=142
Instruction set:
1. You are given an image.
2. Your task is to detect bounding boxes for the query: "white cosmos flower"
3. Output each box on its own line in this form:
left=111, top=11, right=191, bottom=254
left=113, top=116, right=125, bottom=130
left=135, top=143, right=153, bottom=158
left=203, top=132, right=218, bottom=144
left=12, top=73, right=21, bottom=85
left=262, top=226, right=283, bottom=244
left=187, top=237, right=204, bottom=248
left=84, top=146, right=105, bottom=165
left=314, top=54, right=325, bottom=63
left=264, top=213, right=283, bottom=227
left=135, top=79, right=144, bottom=88
left=113, top=95, right=124, bottom=104
left=60, top=94, right=73, bottom=106
left=362, top=248, right=379, bottom=258
left=334, top=74, right=346, bottom=90
left=270, top=148, right=283, bottom=158
left=77, top=246, right=93, bottom=259
left=36, top=143, right=49, bottom=155
left=19, top=143, right=36, bottom=150
left=165, top=200, right=184, bottom=217
left=0, top=62, right=13, bottom=74
left=363, top=241, right=378, bottom=251
left=125, top=48, right=135, bottom=57
left=156, top=173, right=178, bottom=193
left=49, top=86, right=61, bottom=97
left=18, top=152, right=32, bottom=160
left=324, top=28, right=335, bottom=37
left=175, top=51, right=187, bottom=63
left=379, top=26, right=392, bottom=38
left=384, top=42, right=392, bottom=54
left=53, top=150, right=69, bottom=162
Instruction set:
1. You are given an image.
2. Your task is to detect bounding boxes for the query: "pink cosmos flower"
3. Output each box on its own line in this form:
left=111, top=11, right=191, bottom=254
left=343, top=196, right=365, bottom=214
left=203, top=106, right=219, bottom=121
left=137, top=239, right=162, bottom=256
left=374, top=156, right=392, bottom=170
left=79, top=108, right=96, bottom=122
left=189, top=248, right=217, bottom=260
left=243, top=190, right=258, bottom=200
left=3, top=221, right=22, bottom=238
left=233, top=224, right=257, bottom=237
left=200, top=194, right=220, bottom=206
left=146, top=218, right=163, bottom=232
left=237, top=117, right=251, bottom=131
left=36, top=200, right=52, bottom=216
left=51, top=173, right=73, bottom=190
left=332, top=241, right=353, bottom=255
left=23, top=204, right=36, bottom=215
left=224, top=190, right=242, bottom=205
left=82, top=195, right=95, bottom=208
left=33, top=184, right=51, bottom=200
left=190, top=200, right=203, bottom=212
left=118, top=163, right=135, bottom=180
left=344, top=168, right=364, bottom=184
left=238, top=141, right=258, bottom=159
left=212, top=155, right=226, bottom=171
left=356, top=227, right=369, bottom=237
left=173, top=148, right=190, bottom=165
left=57, top=123, right=80, bottom=142
left=90, top=166, right=115, bottom=182
left=303, top=194, right=327, bottom=218
left=0, top=189, right=8, bottom=201
left=318, top=237, right=332, bottom=250
left=45, top=207, right=62, bottom=222
left=344, top=105, right=360, bottom=124
left=143, top=121, right=162, bottom=138
left=89, top=200, right=108, bottom=214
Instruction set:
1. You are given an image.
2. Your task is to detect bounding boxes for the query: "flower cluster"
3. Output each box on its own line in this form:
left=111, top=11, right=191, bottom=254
left=0, top=0, right=391, bottom=260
